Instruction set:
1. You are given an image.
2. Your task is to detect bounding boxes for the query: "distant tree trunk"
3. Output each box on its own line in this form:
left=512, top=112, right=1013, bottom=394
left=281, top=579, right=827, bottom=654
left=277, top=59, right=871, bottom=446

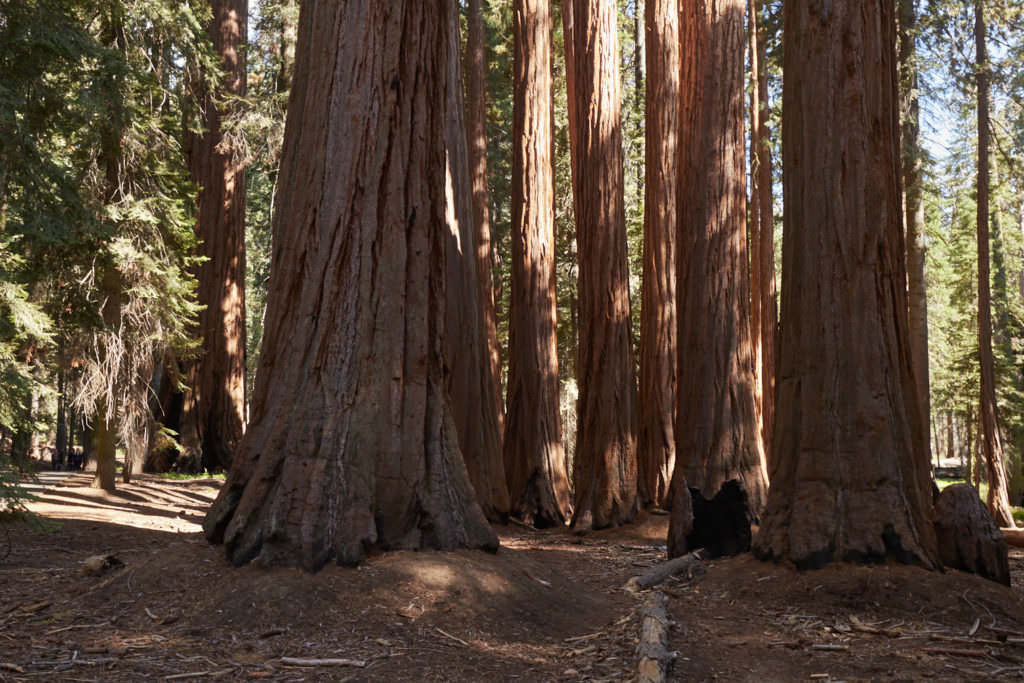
left=754, top=0, right=776, bottom=470
left=183, top=0, right=248, bottom=472
left=569, top=0, right=638, bottom=531
left=203, top=0, right=499, bottom=570
left=275, top=0, right=298, bottom=94
left=466, top=0, right=504, bottom=436
left=753, top=0, right=938, bottom=569
left=974, top=0, right=1015, bottom=527
left=561, top=0, right=579, bottom=207
left=672, top=1, right=766, bottom=549
left=965, top=408, right=974, bottom=483
left=945, top=411, right=954, bottom=465
left=900, top=0, right=931, bottom=469
left=55, top=362, right=68, bottom=469
left=92, top=267, right=120, bottom=493
left=443, top=4, right=510, bottom=522
left=503, top=0, right=572, bottom=527
left=637, top=0, right=679, bottom=509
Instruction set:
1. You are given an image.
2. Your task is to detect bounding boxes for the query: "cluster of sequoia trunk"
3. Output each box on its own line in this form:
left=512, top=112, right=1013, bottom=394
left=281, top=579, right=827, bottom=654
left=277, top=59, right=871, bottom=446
left=201, top=0, right=1012, bottom=573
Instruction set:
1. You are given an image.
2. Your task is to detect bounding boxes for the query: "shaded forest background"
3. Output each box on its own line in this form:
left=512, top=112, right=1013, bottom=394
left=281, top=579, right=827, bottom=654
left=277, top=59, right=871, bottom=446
left=1, top=0, right=1024, bottom=512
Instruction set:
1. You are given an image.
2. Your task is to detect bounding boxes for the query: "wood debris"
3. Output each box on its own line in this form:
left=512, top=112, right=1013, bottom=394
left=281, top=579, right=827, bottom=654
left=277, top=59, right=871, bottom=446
left=279, top=656, right=368, bottom=668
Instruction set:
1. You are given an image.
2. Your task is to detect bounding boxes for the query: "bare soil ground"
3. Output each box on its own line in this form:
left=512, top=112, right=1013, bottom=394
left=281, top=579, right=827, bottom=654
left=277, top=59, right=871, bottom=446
left=2, top=473, right=1024, bottom=681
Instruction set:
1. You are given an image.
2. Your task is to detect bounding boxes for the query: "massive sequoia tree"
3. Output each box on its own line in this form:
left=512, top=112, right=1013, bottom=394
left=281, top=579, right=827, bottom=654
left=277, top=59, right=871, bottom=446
left=503, top=0, right=572, bottom=527
left=671, top=0, right=766, bottom=546
left=203, top=0, right=498, bottom=570
left=637, top=0, right=679, bottom=509
left=749, top=0, right=777, bottom=470
left=465, top=0, right=504, bottom=434
left=753, top=0, right=938, bottom=568
left=973, top=0, right=1015, bottom=528
left=899, top=0, right=931, bottom=472
left=443, top=5, right=510, bottom=522
left=569, top=0, right=638, bottom=531
left=183, top=0, right=247, bottom=472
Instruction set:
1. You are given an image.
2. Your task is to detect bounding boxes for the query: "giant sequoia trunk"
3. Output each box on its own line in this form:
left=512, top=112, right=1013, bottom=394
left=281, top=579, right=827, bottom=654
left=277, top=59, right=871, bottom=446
left=749, top=0, right=777, bottom=470
left=637, top=0, right=679, bottom=509
left=672, top=0, right=766, bottom=543
left=443, top=8, right=510, bottom=522
left=569, top=0, right=638, bottom=531
left=974, top=0, right=1015, bottom=528
left=465, top=0, right=504, bottom=435
left=753, top=0, right=938, bottom=569
left=899, top=0, right=931, bottom=470
left=183, top=0, right=247, bottom=472
left=203, top=0, right=499, bottom=570
left=503, top=0, right=572, bottom=528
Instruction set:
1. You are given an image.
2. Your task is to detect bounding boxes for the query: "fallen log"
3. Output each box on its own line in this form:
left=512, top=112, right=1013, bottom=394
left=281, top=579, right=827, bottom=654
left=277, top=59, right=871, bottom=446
left=1002, top=527, right=1024, bottom=549
left=637, top=591, right=674, bottom=683
left=624, top=550, right=705, bottom=593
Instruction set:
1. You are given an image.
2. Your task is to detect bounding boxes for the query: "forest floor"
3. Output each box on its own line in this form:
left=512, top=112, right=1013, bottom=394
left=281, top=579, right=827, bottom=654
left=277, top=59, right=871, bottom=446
left=2, top=473, right=1024, bottom=681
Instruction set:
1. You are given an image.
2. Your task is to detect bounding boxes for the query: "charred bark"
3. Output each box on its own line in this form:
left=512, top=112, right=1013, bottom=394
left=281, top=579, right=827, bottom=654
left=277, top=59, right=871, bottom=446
left=674, top=0, right=766, bottom=540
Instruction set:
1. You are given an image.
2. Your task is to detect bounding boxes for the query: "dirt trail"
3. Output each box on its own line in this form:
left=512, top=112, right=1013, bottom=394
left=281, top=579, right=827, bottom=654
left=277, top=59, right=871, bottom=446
left=2, top=473, right=1024, bottom=681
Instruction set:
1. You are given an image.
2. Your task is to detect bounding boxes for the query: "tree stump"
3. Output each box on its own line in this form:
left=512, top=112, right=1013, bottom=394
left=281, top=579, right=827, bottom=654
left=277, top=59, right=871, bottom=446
left=934, top=483, right=1009, bottom=586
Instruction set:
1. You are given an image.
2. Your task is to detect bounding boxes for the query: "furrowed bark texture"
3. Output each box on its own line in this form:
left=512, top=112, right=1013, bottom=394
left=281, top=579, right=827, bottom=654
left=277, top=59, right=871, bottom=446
left=203, top=0, right=498, bottom=570
left=674, top=0, right=767, bottom=533
left=466, top=0, right=504, bottom=435
left=570, top=0, right=638, bottom=531
left=899, top=0, right=931, bottom=470
left=748, top=0, right=764, bottom=460
left=749, top=0, right=777, bottom=470
left=184, top=0, right=248, bottom=471
left=974, top=0, right=1015, bottom=528
left=755, top=0, right=777, bottom=475
left=443, top=6, right=510, bottom=522
left=504, top=0, right=572, bottom=528
left=753, top=0, right=939, bottom=569
left=637, top=0, right=679, bottom=509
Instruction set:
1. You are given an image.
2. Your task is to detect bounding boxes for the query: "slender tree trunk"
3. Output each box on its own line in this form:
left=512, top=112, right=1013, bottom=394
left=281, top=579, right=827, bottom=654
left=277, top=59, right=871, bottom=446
left=444, top=4, right=510, bottom=522
left=672, top=0, right=766, bottom=557
left=504, top=0, right=572, bottom=527
left=569, top=0, right=638, bottom=531
left=899, top=0, right=931, bottom=470
left=203, top=0, right=499, bottom=570
left=753, top=0, right=938, bottom=569
left=637, top=0, right=679, bottom=509
left=184, top=0, right=248, bottom=472
left=755, top=0, right=776, bottom=471
left=466, top=0, right=504, bottom=436
left=55, top=361, right=67, bottom=469
left=92, top=267, right=120, bottom=492
left=965, top=408, right=974, bottom=483
left=974, top=0, right=1015, bottom=527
